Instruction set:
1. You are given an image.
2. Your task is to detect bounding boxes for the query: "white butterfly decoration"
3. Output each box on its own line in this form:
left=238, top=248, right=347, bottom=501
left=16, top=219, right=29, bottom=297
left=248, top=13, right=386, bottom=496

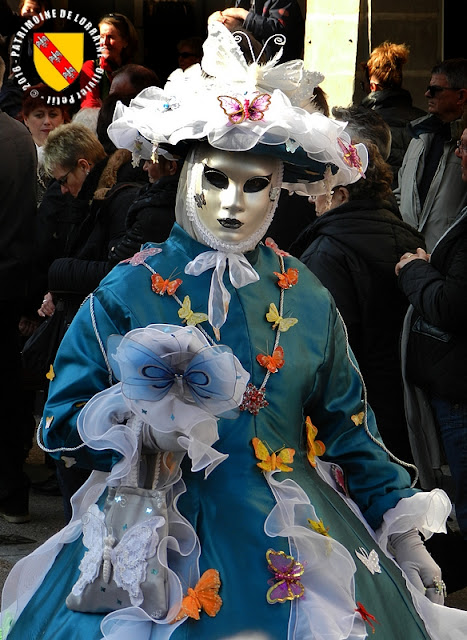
left=355, top=547, right=381, bottom=575
left=71, top=503, right=164, bottom=606
left=201, top=21, right=305, bottom=96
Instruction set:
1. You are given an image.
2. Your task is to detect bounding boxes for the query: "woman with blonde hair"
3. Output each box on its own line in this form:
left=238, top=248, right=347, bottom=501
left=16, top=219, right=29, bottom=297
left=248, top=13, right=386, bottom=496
left=361, top=41, right=425, bottom=183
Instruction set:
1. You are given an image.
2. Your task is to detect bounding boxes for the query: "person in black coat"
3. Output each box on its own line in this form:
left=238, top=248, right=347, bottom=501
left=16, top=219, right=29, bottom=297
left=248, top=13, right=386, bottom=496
left=108, top=153, right=180, bottom=266
left=36, top=125, right=146, bottom=319
left=396, top=125, right=467, bottom=540
left=293, top=142, right=425, bottom=465
left=0, top=56, right=37, bottom=523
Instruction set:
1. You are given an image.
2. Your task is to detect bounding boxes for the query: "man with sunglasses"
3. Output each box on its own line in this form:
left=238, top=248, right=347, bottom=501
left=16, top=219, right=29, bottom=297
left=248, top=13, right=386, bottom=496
left=394, top=58, right=467, bottom=251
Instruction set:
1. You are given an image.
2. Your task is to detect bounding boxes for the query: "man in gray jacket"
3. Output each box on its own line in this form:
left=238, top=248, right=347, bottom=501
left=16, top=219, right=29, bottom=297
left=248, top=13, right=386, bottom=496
left=394, top=58, right=467, bottom=251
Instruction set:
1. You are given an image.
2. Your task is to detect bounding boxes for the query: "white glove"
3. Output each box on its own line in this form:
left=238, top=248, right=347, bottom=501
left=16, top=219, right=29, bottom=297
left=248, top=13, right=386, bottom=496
left=388, top=529, right=446, bottom=604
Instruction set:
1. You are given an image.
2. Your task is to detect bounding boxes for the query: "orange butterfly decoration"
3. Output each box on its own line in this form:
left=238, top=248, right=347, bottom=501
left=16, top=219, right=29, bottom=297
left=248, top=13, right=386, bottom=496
left=274, top=268, right=299, bottom=289
left=172, top=569, right=222, bottom=623
left=151, top=272, right=183, bottom=296
left=252, top=437, right=295, bottom=472
left=256, top=345, right=284, bottom=373
left=305, top=416, right=326, bottom=468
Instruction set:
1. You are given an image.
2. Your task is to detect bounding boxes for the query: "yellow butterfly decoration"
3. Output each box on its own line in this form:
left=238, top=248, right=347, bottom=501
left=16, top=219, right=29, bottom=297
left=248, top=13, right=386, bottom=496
left=305, top=416, right=326, bottom=468
left=252, top=437, right=295, bottom=472
left=178, top=295, right=209, bottom=326
left=307, top=517, right=330, bottom=537
left=46, top=364, right=55, bottom=381
left=265, top=303, right=298, bottom=332
left=351, top=411, right=365, bottom=426
left=308, top=517, right=332, bottom=553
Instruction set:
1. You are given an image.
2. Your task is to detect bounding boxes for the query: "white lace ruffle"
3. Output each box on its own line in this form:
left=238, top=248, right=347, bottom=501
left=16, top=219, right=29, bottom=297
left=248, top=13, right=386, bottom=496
left=376, top=489, right=451, bottom=550
left=264, top=472, right=366, bottom=640
left=263, top=470, right=464, bottom=640
left=77, top=325, right=249, bottom=478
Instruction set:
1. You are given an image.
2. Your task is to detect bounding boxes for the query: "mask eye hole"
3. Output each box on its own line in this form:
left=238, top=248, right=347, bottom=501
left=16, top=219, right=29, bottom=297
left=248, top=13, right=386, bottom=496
left=244, top=175, right=271, bottom=193
left=203, top=165, right=229, bottom=189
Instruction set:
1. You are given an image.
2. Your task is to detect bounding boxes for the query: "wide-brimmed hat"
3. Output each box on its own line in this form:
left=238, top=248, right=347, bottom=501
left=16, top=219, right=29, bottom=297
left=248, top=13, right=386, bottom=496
left=108, top=22, right=367, bottom=195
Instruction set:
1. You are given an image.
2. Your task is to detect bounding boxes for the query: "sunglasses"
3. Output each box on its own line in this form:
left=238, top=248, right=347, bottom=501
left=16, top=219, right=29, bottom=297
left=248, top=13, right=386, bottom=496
left=178, top=52, right=196, bottom=59
left=426, top=85, right=460, bottom=97
left=57, top=164, right=75, bottom=186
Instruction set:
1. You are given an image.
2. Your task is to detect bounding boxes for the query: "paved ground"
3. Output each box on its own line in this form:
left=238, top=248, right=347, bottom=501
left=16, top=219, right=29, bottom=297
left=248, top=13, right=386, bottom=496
left=0, top=453, right=64, bottom=592
left=1, top=447, right=467, bottom=616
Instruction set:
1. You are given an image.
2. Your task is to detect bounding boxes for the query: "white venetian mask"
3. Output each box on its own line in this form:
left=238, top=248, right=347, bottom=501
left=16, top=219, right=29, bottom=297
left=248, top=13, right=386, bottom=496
left=177, top=144, right=283, bottom=253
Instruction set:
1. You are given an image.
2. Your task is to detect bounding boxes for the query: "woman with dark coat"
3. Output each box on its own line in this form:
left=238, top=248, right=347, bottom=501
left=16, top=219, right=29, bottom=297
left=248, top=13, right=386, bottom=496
left=36, top=124, right=146, bottom=319
left=108, top=153, right=180, bottom=265
left=293, top=143, right=425, bottom=464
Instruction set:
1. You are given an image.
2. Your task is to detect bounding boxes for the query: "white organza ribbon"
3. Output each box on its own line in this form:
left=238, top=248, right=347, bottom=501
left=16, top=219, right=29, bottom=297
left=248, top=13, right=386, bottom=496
left=184, top=251, right=259, bottom=329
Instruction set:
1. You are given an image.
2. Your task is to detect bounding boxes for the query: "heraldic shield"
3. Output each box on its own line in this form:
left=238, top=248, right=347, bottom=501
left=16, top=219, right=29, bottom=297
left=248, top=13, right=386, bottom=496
left=33, top=33, right=84, bottom=91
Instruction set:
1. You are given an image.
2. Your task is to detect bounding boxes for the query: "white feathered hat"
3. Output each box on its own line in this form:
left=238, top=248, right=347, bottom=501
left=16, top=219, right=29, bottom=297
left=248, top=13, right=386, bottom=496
left=108, top=22, right=367, bottom=196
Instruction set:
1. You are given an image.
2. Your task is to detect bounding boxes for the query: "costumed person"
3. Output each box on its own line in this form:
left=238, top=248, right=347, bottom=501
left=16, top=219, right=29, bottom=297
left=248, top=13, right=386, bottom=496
left=3, top=23, right=467, bottom=640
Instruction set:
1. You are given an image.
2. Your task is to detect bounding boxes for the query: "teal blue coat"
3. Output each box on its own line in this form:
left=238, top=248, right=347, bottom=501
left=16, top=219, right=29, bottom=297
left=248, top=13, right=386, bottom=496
left=8, top=224, right=429, bottom=640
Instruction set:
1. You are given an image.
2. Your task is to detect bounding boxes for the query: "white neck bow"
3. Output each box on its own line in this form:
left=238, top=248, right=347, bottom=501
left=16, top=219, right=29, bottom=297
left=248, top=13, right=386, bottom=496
left=184, top=251, right=259, bottom=331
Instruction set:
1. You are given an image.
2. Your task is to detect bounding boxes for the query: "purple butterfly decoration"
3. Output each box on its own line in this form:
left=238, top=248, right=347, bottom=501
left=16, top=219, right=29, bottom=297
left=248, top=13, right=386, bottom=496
left=119, top=247, right=162, bottom=266
left=218, top=93, right=271, bottom=125
left=266, top=549, right=305, bottom=604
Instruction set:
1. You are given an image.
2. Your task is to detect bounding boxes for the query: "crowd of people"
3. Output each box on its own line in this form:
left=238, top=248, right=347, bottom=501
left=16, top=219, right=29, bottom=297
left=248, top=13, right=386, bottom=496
left=1, top=2, right=467, bottom=638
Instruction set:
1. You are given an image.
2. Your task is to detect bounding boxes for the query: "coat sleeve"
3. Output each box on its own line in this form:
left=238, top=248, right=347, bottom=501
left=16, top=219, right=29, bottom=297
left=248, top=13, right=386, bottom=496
left=241, top=0, right=296, bottom=41
left=305, top=298, right=416, bottom=530
left=397, top=248, right=467, bottom=331
left=41, top=289, right=132, bottom=470
left=48, top=256, right=111, bottom=294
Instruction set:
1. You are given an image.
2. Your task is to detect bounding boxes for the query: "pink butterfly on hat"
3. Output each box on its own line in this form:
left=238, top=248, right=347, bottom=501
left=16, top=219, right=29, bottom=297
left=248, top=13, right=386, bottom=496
left=218, top=93, right=271, bottom=124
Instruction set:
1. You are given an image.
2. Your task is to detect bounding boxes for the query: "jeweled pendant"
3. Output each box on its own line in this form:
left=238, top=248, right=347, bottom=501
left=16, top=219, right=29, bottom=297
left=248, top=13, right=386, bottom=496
left=240, top=383, right=269, bottom=415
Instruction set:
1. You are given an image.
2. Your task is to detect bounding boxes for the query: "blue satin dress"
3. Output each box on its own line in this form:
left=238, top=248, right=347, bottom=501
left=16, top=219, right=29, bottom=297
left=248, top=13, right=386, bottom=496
left=5, top=224, right=432, bottom=640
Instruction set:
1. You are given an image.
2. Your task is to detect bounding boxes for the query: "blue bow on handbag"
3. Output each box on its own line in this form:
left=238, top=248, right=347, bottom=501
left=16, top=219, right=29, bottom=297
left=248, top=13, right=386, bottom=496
left=107, top=329, right=245, bottom=418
